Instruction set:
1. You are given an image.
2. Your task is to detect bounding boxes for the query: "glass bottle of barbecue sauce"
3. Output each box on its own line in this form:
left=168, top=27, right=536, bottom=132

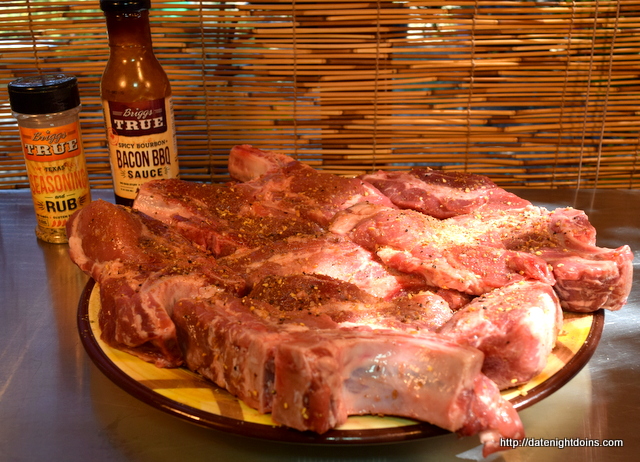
left=7, top=74, right=92, bottom=244
left=100, top=0, right=179, bottom=207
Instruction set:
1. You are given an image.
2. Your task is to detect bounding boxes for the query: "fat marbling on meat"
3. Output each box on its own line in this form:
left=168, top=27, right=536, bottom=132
left=360, top=168, right=530, bottom=218
left=67, top=199, right=523, bottom=455
left=226, top=144, right=397, bottom=227
left=173, top=273, right=523, bottom=456
left=447, top=205, right=633, bottom=312
left=440, top=280, right=563, bottom=390
left=329, top=202, right=556, bottom=295
left=67, top=199, right=244, bottom=367
left=66, top=143, right=633, bottom=457
left=134, top=178, right=324, bottom=257
left=217, top=233, right=428, bottom=300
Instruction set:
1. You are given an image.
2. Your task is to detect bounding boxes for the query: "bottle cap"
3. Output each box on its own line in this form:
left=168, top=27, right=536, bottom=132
left=100, top=0, right=151, bottom=12
left=7, top=74, right=80, bottom=115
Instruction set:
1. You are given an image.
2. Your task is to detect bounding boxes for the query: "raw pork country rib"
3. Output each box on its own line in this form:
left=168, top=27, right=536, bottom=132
left=134, top=178, right=323, bottom=257
left=67, top=200, right=244, bottom=367
left=133, top=141, right=395, bottom=256
left=174, top=273, right=455, bottom=416
left=447, top=206, right=633, bottom=312
left=360, top=169, right=530, bottom=218
left=357, top=166, right=633, bottom=312
left=173, top=274, right=523, bottom=456
left=246, top=273, right=453, bottom=332
left=67, top=143, right=634, bottom=457
left=440, top=281, right=563, bottom=389
left=225, top=144, right=397, bottom=227
left=217, top=233, right=428, bottom=300
left=67, top=198, right=524, bottom=455
left=227, top=144, right=295, bottom=182
left=329, top=202, right=555, bottom=296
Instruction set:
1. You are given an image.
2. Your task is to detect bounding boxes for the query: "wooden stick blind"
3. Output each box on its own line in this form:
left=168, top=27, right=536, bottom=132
left=1, top=0, right=639, bottom=189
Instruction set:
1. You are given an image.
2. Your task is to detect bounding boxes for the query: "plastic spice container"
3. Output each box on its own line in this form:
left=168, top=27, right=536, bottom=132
left=8, top=74, right=92, bottom=244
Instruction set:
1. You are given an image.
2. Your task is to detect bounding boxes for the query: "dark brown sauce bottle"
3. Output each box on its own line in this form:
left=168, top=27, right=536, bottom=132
left=100, top=0, right=179, bottom=207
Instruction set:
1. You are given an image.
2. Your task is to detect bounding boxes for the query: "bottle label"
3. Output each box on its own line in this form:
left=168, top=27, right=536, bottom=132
left=103, top=97, right=179, bottom=200
left=19, top=121, right=91, bottom=230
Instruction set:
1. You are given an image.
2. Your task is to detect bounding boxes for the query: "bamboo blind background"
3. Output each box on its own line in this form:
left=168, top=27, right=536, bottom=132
left=1, top=0, right=640, bottom=189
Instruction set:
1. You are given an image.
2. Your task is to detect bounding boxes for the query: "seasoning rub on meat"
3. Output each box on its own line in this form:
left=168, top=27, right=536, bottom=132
left=67, top=144, right=633, bottom=457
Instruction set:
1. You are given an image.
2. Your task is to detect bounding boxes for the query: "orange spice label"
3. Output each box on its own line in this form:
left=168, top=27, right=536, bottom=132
left=20, top=122, right=82, bottom=162
left=19, top=121, right=91, bottom=230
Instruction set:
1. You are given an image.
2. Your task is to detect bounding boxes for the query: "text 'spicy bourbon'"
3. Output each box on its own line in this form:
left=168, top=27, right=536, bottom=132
left=100, top=0, right=179, bottom=207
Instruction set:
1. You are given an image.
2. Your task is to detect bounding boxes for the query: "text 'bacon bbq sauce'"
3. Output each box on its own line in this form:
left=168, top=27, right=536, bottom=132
left=100, top=0, right=179, bottom=207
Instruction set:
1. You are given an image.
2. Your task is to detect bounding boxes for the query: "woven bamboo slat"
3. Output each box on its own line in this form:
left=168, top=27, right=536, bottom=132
left=1, top=0, right=639, bottom=189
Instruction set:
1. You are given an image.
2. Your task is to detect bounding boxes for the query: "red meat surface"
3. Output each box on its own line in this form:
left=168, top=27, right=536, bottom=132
left=67, top=144, right=633, bottom=456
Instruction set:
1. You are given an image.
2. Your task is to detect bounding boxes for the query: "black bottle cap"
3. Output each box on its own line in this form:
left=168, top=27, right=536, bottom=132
left=100, top=0, right=151, bottom=13
left=7, top=74, right=80, bottom=115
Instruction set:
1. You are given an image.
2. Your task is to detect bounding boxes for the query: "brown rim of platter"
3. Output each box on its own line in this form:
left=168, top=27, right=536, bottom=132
left=77, top=278, right=605, bottom=445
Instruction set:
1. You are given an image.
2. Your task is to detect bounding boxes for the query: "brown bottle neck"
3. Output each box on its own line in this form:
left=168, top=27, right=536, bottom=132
left=104, top=10, right=153, bottom=48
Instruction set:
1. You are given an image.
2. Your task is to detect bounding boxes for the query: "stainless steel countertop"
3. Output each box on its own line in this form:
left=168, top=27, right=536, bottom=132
left=1, top=188, right=638, bottom=462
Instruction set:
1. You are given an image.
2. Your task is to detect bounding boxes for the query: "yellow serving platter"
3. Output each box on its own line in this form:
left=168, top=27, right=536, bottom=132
left=78, top=279, right=603, bottom=444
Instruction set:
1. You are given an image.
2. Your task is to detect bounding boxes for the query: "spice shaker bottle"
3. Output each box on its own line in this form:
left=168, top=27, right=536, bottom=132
left=8, top=74, right=92, bottom=244
left=100, top=0, right=180, bottom=207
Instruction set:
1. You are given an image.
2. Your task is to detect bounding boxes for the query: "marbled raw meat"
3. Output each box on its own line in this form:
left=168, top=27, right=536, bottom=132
left=134, top=178, right=323, bottom=257
left=361, top=168, right=530, bottom=218
left=247, top=273, right=453, bottom=332
left=67, top=199, right=244, bottom=367
left=66, top=143, right=634, bottom=457
left=329, top=202, right=555, bottom=295
left=228, top=143, right=295, bottom=182
left=225, top=144, right=396, bottom=227
left=448, top=206, right=633, bottom=312
left=357, top=162, right=632, bottom=312
left=173, top=274, right=523, bottom=456
left=440, top=280, right=563, bottom=389
left=217, top=233, right=427, bottom=300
